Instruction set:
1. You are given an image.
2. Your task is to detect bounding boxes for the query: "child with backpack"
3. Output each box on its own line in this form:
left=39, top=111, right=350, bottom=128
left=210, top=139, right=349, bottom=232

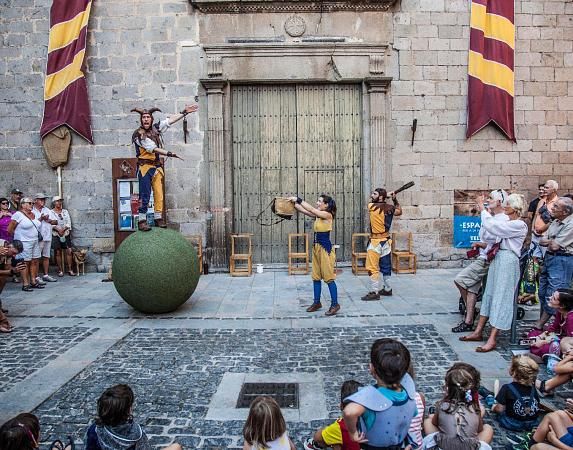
left=343, top=338, right=418, bottom=450
left=304, top=380, right=363, bottom=450
left=85, top=384, right=181, bottom=450
left=492, top=355, right=541, bottom=431
left=423, top=362, right=494, bottom=450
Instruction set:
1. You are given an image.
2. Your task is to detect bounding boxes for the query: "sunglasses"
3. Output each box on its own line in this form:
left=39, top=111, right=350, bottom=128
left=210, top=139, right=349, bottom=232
left=0, top=202, right=8, bottom=205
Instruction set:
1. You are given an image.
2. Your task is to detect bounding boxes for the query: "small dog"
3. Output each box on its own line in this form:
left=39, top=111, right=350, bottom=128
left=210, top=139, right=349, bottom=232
left=72, top=248, right=88, bottom=276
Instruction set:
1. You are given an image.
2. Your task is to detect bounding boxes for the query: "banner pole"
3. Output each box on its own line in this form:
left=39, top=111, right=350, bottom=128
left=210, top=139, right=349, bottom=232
left=57, top=166, right=62, bottom=198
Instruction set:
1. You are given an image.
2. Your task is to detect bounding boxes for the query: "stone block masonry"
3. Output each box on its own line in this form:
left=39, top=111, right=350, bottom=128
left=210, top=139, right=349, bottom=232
left=1, top=0, right=572, bottom=268
left=0, top=0, right=203, bottom=271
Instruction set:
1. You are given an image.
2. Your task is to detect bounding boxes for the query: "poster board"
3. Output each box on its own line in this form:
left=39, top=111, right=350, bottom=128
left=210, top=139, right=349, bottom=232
left=453, top=190, right=490, bottom=248
left=112, top=158, right=165, bottom=249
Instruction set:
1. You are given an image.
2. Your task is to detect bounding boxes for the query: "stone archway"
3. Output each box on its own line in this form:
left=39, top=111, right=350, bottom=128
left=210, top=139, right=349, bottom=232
left=201, top=43, right=392, bottom=268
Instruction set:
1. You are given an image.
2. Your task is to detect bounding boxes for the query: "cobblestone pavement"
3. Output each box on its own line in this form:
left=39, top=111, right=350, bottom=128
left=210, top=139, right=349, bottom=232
left=34, top=326, right=456, bottom=449
left=0, top=327, right=96, bottom=393
left=0, top=269, right=553, bottom=449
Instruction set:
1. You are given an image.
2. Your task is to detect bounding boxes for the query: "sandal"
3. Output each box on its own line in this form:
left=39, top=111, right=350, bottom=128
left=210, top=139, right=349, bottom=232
left=65, top=436, right=75, bottom=450
left=58, top=271, right=64, bottom=277
left=30, top=283, right=45, bottom=289
left=68, top=271, right=76, bottom=276
left=50, top=440, right=64, bottom=450
left=0, top=324, right=12, bottom=333
left=22, top=285, right=33, bottom=292
left=476, top=345, right=496, bottom=353
left=459, top=335, right=484, bottom=342
left=536, top=379, right=555, bottom=397
left=452, top=321, right=473, bottom=333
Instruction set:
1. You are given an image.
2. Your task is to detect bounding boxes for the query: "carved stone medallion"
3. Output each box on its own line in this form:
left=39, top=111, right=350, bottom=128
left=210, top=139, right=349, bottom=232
left=284, top=15, right=306, bottom=37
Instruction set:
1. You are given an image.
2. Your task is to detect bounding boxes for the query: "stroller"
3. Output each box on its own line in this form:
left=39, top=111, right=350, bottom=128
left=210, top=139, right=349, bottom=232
left=458, top=247, right=530, bottom=321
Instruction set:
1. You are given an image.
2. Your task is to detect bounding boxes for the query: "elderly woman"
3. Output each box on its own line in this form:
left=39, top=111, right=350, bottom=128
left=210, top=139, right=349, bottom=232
left=7, top=197, right=43, bottom=291
left=51, top=196, right=75, bottom=276
left=0, top=198, right=12, bottom=242
left=461, top=191, right=528, bottom=352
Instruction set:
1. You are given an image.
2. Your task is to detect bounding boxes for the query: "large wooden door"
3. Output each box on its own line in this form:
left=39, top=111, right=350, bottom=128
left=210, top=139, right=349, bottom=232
left=232, top=84, right=363, bottom=264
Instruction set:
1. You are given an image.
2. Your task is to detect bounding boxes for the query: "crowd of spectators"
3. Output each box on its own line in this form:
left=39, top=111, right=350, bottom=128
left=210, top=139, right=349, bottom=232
left=0, top=188, right=74, bottom=333
left=1, top=339, right=572, bottom=450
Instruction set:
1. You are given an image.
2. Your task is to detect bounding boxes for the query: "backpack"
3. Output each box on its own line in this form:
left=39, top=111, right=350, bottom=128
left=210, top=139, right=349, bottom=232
left=507, top=384, right=539, bottom=419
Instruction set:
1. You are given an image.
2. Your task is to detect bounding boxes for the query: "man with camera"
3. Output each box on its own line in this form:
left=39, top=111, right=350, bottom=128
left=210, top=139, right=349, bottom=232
left=452, top=190, right=509, bottom=333
left=0, top=239, right=26, bottom=333
left=535, top=196, right=573, bottom=330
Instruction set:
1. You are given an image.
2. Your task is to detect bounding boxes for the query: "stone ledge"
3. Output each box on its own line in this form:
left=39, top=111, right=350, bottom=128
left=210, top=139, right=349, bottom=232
left=190, top=0, right=398, bottom=13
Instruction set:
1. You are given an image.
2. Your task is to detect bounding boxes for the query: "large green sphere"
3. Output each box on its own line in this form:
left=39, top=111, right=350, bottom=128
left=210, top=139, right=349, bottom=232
left=113, top=228, right=200, bottom=314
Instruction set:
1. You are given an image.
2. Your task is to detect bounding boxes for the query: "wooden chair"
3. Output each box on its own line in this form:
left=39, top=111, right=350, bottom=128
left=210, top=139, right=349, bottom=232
left=351, top=233, right=370, bottom=275
left=185, top=235, right=203, bottom=274
left=230, top=233, right=253, bottom=276
left=288, top=233, right=309, bottom=275
left=391, top=232, right=417, bottom=274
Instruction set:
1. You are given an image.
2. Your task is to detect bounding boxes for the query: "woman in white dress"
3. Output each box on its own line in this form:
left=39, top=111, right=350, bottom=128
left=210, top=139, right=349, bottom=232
left=460, top=191, right=528, bottom=352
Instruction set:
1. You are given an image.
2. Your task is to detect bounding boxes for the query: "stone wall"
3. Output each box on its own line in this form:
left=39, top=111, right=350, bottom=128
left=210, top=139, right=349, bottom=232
left=391, top=0, right=573, bottom=268
left=0, top=0, right=203, bottom=271
left=1, top=0, right=572, bottom=270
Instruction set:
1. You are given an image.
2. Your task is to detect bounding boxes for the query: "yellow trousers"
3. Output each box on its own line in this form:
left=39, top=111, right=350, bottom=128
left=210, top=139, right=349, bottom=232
left=311, top=244, right=336, bottom=283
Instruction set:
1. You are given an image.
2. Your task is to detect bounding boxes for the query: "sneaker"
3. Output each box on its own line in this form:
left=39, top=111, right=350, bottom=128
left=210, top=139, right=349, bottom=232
left=379, top=288, right=393, bottom=296
left=361, top=291, right=380, bottom=301
left=35, top=277, right=46, bottom=286
left=506, top=432, right=527, bottom=445
left=303, top=438, right=321, bottom=450
left=30, top=283, right=45, bottom=289
left=505, top=443, right=529, bottom=450
left=42, top=274, right=57, bottom=282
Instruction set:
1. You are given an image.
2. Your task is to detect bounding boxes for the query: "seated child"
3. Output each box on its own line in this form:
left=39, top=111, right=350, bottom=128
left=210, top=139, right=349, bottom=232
left=530, top=398, right=573, bottom=450
left=243, top=396, right=296, bottom=450
left=537, top=337, right=573, bottom=396
left=0, top=413, right=41, bottom=450
left=407, top=363, right=426, bottom=450
left=528, top=289, right=573, bottom=358
left=492, top=355, right=541, bottom=431
left=304, top=380, right=363, bottom=450
left=423, top=362, right=494, bottom=450
left=343, top=338, right=418, bottom=449
left=85, top=384, right=182, bottom=450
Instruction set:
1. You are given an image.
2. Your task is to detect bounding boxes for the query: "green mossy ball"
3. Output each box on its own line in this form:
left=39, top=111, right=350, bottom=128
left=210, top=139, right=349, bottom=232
left=113, top=228, right=199, bottom=314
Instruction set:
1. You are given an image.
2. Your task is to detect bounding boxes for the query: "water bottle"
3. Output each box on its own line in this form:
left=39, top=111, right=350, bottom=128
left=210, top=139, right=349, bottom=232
left=485, top=394, right=495, bottom=408
left=546, top=336, right=561, bottom=376
left=549, top=336, right=561, bottom=356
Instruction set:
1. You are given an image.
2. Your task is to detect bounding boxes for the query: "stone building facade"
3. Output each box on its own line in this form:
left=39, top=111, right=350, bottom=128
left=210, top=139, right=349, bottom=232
left=0, top=0, right=572, bottom=270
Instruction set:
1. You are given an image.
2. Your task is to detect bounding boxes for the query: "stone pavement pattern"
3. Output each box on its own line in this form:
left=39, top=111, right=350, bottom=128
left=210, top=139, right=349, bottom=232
left=0, top=269, right=555, bottom=449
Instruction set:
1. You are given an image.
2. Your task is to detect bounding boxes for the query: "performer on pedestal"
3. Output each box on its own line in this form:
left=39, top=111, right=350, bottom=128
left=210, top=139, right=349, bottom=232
left=131, top=104, right=198, bottom=231
left=361, top=188, right=402, bottom=301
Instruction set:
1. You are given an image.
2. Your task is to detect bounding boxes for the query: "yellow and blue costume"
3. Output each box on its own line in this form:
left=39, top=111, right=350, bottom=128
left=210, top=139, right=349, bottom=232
left=366, top=202, right=396, bottom=293
left=310, top=217, right=338, bottom=307
left=132, top=119, right=170, bottom=223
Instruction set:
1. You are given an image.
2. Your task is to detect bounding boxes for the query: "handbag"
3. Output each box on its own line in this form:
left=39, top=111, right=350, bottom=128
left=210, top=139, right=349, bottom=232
left=271, top=197, right=295, bottom=219
left=26, top=215, right=43, bottom=242
left=466, top=248, right=480, bottom=259
left=256, top=197, right=295, bottom=226
left=486, top=242, right=500, bottom=262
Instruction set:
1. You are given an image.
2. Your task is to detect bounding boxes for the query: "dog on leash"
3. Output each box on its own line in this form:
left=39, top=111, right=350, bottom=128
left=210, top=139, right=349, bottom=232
left=72, top=248, right=88, bottom=276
